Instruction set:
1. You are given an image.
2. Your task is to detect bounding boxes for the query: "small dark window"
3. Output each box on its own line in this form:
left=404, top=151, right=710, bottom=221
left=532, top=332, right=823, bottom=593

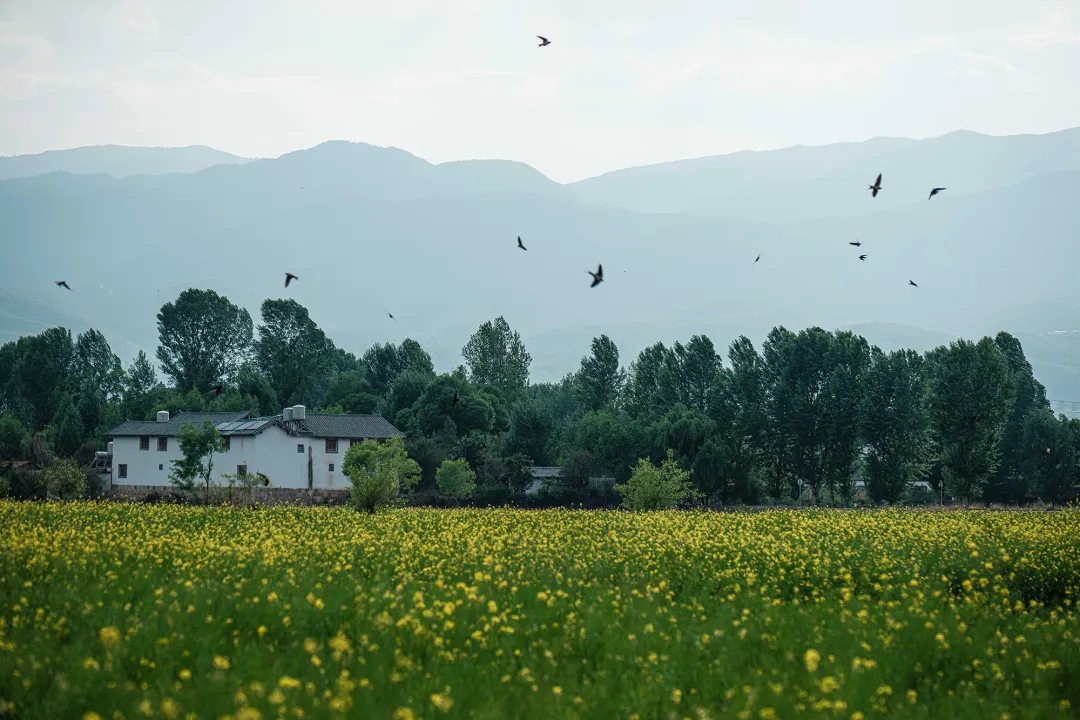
left=297, top=444, right=305, bottom=454
left=325, top=438, right=338, bottom=454
left=157, top=437, right=168, bottom=451
left=329, top=463, right=335, bottom=472
left=222, top=436, right=231, bottom=452
left=118, top=464, right=128, bottom=479
left=237, top=465, right=247, bottom=476
left=158, top=464, right=163, bottom=471
left=139, top=436, right=150, bottom=451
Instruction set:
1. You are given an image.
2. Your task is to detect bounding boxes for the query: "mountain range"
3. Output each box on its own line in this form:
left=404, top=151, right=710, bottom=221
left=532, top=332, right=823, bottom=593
left=2, top=128, right=1079, bottom=406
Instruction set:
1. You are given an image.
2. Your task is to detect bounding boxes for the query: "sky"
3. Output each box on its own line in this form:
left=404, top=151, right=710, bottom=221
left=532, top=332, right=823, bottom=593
left=0, top=0, right=1078, bottom=182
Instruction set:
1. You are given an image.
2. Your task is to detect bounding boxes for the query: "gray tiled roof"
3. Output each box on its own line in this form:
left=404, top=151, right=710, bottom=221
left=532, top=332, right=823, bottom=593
left=108, top=411, right=251, bottom=437
left=296, top=413, right=404, bottom=439
left=529, top=466, right=564, bottom=478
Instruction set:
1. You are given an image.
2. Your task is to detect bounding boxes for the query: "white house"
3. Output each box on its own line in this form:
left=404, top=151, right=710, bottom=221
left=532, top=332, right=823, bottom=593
left=107, top=406, right=404, bottom=491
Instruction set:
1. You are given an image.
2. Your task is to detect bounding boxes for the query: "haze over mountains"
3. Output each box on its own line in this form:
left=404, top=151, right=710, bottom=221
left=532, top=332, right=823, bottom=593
left=2, top=127, right=1079, bottom=404
left=0, top=145, right=251, bottom=182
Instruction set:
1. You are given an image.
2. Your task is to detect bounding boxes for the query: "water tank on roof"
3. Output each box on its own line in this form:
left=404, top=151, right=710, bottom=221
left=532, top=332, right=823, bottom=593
left=157, top=410, right=170, bottom=423
left=106, top=442, right=114, bottom=456
left=292, top=405, right=306, bottom=420
left=283, top=407, right=293, bottom=422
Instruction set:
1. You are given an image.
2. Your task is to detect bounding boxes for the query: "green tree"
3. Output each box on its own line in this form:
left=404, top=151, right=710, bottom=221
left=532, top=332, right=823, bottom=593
left=362, top=339, right=435, bottom=398
left=820, top=331, right=871, bottom=504
left=320, top=369, right=379, bottom=415
left=614, top=450, right=695, bottom=510
left=435, top=458, right=477, bottom=500
left=1020, top=410, right=1076, bottom=506
left=53, top=393, right=83, bottom=457
left=624, top=342, right=668, bottom=422
left=927, top=338, right=1014, bottom=505
left=760, top=327, right=797, bottom=501
left=576, top=335, right=625, bottom=412
left=8, top=327, right=75, bottom=431
left=0, top=413, right=29, bottom=460
left=462, top=316, right=531, bottom=396
left=659, top=335, right=722, bottom=412
left=156, top=289, right=253, bottom=394
left=859, top=348, right=934, bottom=504
left=73, top=329, right=124, bottom=401
left=504, top=399, right=557, bottom=466
left=255, top=299, right=334, bottom=407
left=343, top=437, right=420, bottom=513
left=234, top=364, right=280, bottom=416
left=987, top=332, right=1049, bottom=503
left=44, top=458, right=87, bottom=500
left=386, top=370, right=432, bottom=427
left=572, top=410, right=647, bottom=482
left=408, top=374, right=493, bottom=439
left=169, top=420, right=224, bottom=503
left=123, top=350, right=160, bottom=420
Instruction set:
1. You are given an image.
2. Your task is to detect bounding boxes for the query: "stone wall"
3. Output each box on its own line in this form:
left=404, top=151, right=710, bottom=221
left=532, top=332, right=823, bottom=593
left=107, top=484, right=349, bottom=505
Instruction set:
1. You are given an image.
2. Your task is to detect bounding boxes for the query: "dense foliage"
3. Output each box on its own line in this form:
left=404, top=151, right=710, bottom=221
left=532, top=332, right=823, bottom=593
left=1, top=287, right=1078, bottom=505
left=1, top=503, right=1078, bottom=719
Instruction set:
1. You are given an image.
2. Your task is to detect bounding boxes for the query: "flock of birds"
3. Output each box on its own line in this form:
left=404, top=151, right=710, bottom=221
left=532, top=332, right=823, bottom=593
left=51, top=36, right=949, bottom=304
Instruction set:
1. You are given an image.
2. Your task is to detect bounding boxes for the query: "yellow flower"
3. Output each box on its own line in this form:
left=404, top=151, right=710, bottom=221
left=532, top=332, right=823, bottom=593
left=278, top=676, right=301, bottom=689
left=759, top=709, right=777, bottom=720
left=82, top=713, right=103, bottom=720
left=804, top=648, right=821, bottom=672
left=876, top=685, right=893, bottom=696
left=552, top=686, right=563, bottom=696
left=257, top=625, right=267, bottom=637
left=819, top=676, right=840, bottom=693
left=159, top=698, right=179, bottom=720
left=82, top=657, right=100, bottom=670
left=98, top=626, right=122, bottom=647
left=236, top=708, right=261, bottom=720
left=907, top=689, right=918, bottom=704
left=430, top=693, right=454, bottom=713
left=178, top=669, right=191, bottom=681
left=303, top=638, right=318, bottom=654
left=268, top=690, right=285, bottom=705
left=212, top=655, right=231, bottom=670
left=672, top=689, right=683, bottom=704
left=392, top=709, right=416, bottom=720
left=137, top=699, right=153, bottom=716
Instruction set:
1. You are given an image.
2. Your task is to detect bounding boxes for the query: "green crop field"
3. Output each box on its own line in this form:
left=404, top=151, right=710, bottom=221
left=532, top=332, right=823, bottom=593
left=1, top=502, right=1079, bottom=719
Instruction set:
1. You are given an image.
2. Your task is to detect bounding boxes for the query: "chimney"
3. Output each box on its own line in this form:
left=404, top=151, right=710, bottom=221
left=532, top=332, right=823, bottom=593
left=283, top=407, right=293, bottom=422
left=156, top=411, right=170, bottom=423
left=292, top=405, right=306, bottom=421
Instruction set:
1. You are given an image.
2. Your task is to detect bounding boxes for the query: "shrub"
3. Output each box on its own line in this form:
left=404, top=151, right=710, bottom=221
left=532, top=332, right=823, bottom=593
left=435, top=458, right=477, bottom=501
left=45, top=458, right=87, bottom=500
left=614, top=450, right=695, bottom=511
left=343, top=437, right=420, bottom=513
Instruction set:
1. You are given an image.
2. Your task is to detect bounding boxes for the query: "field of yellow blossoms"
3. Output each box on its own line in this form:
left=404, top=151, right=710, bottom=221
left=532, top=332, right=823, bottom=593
left=2, top=502, right=1079, bottom=720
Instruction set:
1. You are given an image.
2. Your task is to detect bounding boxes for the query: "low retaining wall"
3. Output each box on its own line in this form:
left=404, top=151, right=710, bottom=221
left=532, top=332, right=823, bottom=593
left=108, top=485, right=350, bottom=505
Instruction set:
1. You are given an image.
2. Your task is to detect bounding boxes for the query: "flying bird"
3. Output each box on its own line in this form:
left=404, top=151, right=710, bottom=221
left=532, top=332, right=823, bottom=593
left=588, top=264, right=603, bottom=288
left=256, top=472, right=270, bottom=486
left=385, top=308, right=397, bottom=322
left=849, top=240, right=862, bottom=247
left=868, top=173, right=882, bottom=198
left=928, top=187, right=946, bottom=200
left=859, top=255, right=867, bottom=261
left=517, top=236, right=527, bottom=251
left=452, top=391, right=459, bottom=407
left=55, top=281, right=72, bottom=291
left=909, top=280, right=919, bottom=288
left=754, top=255, right=760, bottom=264
left=537, top=35, right=550, bottom=47
left=285, top=273, right=298, bottom=288
left=212, top=385, right=223, bottom=397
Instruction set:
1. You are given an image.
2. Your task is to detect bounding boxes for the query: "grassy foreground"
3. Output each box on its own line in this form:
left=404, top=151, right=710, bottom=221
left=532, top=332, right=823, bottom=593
left=1, top=503, right=1079, bottom=720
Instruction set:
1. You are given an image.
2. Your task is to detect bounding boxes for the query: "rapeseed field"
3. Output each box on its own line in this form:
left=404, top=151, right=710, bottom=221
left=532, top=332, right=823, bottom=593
left=1, top=502, right=1078, bottom=719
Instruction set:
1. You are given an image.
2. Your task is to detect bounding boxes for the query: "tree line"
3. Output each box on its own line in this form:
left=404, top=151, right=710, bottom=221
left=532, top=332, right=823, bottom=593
left=1, top=287, right=1077, bottom=506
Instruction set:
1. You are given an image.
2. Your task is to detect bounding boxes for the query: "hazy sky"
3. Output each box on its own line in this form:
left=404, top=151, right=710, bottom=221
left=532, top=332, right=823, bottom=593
left=1, top=0, right=1078, bottom=181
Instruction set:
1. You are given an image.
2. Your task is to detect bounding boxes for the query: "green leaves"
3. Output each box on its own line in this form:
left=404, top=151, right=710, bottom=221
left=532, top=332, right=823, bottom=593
left=255, top=299, right=333, bottom=407
left=169, top=420, right=224, bottom=501
left=344, top=437, right=421, bottom=513
left=614, top=449, right=695, bottom=510
left=156, top=289, right=253, bottom=394
left=435, top=458, right=477, bottom=500
left=462, top=317, right=531, bottom=396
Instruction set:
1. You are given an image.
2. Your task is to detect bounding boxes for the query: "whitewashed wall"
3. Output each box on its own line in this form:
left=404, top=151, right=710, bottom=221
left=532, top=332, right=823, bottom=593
left=111, top=425, right=356, bottom=490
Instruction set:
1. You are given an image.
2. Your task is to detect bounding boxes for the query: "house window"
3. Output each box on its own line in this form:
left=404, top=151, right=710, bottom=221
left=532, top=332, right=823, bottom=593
left=329, top=463, right=335, bottom=472
left=222, top=436, right=231, bottom=452
left=237, top=465, right=247, bottom=476
left=139, top=436, right=150, bottom=451
left=325, top=438, right=338, bottom=454
left=158, top=464, right=163, bottom=471
left=118, top=464, right=127, bottom=479
left=157, top=437, right=168, bottom=451
left=297, top=444, right=305, bottom=454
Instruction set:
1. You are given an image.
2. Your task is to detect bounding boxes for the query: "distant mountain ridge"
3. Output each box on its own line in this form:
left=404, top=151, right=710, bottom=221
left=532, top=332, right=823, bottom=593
left=2, top=127, right=1080, bottom=400
left=0, top=144, right=251, bottom=181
